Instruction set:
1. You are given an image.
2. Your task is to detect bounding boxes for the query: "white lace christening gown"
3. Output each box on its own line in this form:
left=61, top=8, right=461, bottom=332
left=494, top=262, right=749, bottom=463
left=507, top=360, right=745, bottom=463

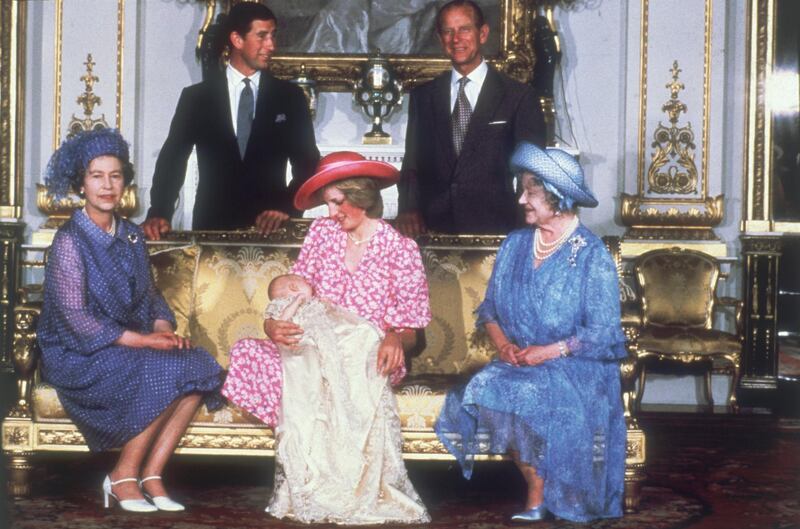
left=265, top=298, right=430, bottom=525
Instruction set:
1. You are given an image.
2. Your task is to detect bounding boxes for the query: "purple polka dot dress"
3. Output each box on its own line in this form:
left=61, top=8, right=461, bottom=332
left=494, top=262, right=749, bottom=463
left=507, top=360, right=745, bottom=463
left=37, top=210, right=223, bottom=451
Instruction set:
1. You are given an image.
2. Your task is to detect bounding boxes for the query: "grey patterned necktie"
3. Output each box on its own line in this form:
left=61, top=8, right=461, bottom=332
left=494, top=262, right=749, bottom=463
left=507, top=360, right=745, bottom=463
left=237, top=78, right=254, bottom=159
left=451, top=77, right=472, bottom=156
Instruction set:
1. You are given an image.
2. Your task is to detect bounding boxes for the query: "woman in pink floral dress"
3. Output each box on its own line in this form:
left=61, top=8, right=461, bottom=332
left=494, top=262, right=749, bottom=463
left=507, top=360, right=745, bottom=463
left=222, top=152, right=431, bottom=524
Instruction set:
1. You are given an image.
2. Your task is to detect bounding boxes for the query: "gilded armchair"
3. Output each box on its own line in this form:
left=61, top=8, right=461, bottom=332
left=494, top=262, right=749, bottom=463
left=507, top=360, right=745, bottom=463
left=632, top=247, right=743, bottom=409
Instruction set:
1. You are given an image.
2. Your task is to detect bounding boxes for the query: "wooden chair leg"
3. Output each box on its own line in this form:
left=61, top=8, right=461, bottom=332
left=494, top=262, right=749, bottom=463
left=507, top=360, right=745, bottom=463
left=624, top=469, right=644, bottom=513
left=635, top=365, right=647, bottom=412
left=7, top=453, right=34, bottom=498
left=704, top=369, right=714, bottom=412
left=729, top=361, right=740, bottom=412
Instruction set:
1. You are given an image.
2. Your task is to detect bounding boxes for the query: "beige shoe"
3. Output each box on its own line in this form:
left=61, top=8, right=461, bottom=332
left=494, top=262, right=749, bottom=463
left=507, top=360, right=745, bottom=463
left=102, top=475, right=158, bottom=512
left=140, top=475, right=186, bottom=512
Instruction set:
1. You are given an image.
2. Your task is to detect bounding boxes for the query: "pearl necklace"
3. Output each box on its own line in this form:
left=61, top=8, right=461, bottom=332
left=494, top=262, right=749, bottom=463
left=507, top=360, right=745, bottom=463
left=347, top=231, right=374, bottom=246
left=533, top=217, right=579, bottom=261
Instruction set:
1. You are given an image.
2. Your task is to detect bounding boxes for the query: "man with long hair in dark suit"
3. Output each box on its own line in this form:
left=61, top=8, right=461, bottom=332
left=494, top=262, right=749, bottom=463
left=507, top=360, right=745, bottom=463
left=397, top=0, right=546, bottom=236
left=143, top=2, right=319, bottom=238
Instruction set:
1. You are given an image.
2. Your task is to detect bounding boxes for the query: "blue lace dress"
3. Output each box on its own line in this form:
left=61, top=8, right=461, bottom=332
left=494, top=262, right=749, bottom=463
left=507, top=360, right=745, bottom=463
left=37, top=210, right=223, bottom=451
left=435, top=224, right=627, bottom=522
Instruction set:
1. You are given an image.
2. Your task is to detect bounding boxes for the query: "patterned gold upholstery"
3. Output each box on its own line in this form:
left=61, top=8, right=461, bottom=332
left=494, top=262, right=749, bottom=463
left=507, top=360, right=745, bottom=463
left=633, top=247, right=743, bottom=408
left=395, top=374, right=467, bottom=430
left=5, top=227, right=644, bottom=511
left=31, top=241, right=495, bottom=429
left=412, top=249, right=496, bottom=375
left=191, top=245, right=297, bottom=368
left=149, top=244, right=198, bottom=336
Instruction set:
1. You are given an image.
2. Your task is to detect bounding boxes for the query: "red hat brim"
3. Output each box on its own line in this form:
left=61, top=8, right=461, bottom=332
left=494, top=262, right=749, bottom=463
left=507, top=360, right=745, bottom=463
left=294, top=159, right=400, bottom=211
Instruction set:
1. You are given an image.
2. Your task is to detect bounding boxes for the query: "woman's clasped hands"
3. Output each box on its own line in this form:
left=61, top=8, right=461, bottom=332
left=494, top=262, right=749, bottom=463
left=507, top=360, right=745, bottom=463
left=115, top=320, right=191, bottom=350
left=143, top=332, right=192, bottom=350
left=499, top=342, right=559, bottom=367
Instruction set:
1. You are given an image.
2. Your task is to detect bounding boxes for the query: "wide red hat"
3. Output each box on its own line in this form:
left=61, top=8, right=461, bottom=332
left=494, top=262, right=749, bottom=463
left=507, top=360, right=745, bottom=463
left=294, top=151, right=400, bottom=210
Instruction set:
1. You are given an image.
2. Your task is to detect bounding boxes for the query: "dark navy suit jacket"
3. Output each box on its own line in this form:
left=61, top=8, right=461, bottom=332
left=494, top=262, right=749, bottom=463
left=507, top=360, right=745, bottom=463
left=148, top=72, right=319, bottom=230
left=399, top=66, right=545, bottom=234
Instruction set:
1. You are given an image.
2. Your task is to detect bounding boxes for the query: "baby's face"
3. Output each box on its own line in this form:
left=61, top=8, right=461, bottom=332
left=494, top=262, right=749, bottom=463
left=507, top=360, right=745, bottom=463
left=274, top=274, right=314, bottom=299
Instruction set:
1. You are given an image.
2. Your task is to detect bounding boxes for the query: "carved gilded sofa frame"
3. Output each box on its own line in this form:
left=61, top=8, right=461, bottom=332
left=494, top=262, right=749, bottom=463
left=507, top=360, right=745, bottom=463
left=629, top=247, right=743, bottom=410
left=2, top=223, right=645, bottom=513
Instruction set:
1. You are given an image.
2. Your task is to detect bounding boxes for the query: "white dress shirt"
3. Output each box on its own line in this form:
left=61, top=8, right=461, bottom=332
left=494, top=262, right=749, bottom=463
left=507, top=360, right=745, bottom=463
left=449, top=60, right=488, bottom=112
left=226, top=65, right=261, bottom=135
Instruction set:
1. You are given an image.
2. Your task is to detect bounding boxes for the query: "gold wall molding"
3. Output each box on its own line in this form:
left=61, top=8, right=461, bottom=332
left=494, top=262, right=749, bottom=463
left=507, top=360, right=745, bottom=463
left=52, top=0, right=126, bottom=147
left=0, top=0, right=26, bottom=218
left=115, top=0, right=124, bottom=129
left=52, top=0, right=63, bottom=151
left=624, top=0, right=719, bottom=244
left=635, top=0, right=650, bottom=192
left=636, top=0, right=712, bottom=199
left=742, top=0, right=773, bottom=231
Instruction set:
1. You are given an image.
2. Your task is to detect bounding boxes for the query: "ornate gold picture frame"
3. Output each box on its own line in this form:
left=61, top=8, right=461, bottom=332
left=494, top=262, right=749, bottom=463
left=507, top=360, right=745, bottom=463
left=201, top=0, right=538, bottom=91
left=743, top=0, right=800, bottom=233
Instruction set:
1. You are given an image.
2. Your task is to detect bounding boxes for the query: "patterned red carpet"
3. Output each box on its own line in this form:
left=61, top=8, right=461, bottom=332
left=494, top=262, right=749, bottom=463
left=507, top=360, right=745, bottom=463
left=3, top=413, right=799, bottom=529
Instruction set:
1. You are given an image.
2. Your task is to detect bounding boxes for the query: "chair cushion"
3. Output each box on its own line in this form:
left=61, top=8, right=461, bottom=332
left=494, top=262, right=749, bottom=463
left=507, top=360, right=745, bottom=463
left=191, top=245, right=298, bottom=369
left=637, top=250, right=717, bottom=327
left=32, top=374, right=466, bottom=431
left=395, top=373, right=466, bottom=430
left=32, top=382, right=264, bottom=425
left=637, top=326, right=741, bottom=357
left=414, top=248, right=496, bottom=375
left=148, top=244, right=199, bottom=336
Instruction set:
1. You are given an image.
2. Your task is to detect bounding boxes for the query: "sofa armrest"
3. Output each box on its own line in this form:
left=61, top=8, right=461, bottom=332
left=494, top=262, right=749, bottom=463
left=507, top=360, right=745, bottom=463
left=10, top=286, right=42, bottom=418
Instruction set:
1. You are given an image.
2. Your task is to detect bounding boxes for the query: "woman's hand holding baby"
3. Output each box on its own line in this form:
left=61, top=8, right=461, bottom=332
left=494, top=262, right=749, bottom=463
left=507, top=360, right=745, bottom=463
left=377, top=331, right=404, bottom=376
left=264, top=318, right=304, bottom=346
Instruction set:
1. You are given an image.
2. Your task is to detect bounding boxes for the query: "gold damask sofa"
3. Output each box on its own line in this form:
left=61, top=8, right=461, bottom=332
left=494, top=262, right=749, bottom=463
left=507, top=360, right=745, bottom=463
left=3, top=220, right=645, bottom=510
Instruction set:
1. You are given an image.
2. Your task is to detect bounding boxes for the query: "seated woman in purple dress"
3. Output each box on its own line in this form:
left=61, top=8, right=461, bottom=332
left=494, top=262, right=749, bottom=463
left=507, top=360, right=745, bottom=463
left=37, top=129, right=223, bottom=513
left=435, top=142, right=627, bottom=523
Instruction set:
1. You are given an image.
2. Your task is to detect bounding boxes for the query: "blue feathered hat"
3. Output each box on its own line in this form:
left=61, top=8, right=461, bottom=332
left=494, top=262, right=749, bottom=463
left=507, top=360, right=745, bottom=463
left=44, top=128, right=132, bottom=199
left=510, top=142, right=598, bottom=209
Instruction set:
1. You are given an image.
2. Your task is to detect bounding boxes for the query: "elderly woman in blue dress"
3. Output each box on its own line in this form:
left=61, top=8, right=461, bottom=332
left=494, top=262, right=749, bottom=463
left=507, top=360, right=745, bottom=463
left=435, top=142, right=627, bottom=523
left=37, top=129, right=223, bottom=513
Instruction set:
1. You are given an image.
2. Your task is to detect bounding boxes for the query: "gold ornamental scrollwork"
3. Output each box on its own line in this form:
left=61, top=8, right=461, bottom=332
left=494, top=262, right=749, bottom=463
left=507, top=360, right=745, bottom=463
left=402, top=438, right=449, bottom=455
left=647, top=61, right=698, bottom=195
left=67, top=54, right=108, bottom=138
left=36, top=183, right=139, bottom=229
left=38, top=428, right=87, bottom=446
left=178, top=433, right=276, bottom=451
left=624, top=429, right=646, bottom=464
left=3, top=425, right=30, bottom=448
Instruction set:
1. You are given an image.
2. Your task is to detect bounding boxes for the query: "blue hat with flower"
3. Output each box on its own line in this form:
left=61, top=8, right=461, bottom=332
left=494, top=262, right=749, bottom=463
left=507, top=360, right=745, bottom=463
left=510, top=142, right=598, bottom=209
left=44, top=128, right=132, bottom=199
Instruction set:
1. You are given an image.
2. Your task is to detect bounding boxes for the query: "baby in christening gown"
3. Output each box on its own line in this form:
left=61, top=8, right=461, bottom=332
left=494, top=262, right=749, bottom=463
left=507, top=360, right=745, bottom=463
left=263, top=273, right=429, bottom=525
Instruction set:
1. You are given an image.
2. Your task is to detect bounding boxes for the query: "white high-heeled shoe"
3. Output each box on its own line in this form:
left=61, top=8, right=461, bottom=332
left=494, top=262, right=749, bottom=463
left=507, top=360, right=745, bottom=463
left=102, top=475, right=158, bottom=512
left=140, top=475, right=185, bottom=512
